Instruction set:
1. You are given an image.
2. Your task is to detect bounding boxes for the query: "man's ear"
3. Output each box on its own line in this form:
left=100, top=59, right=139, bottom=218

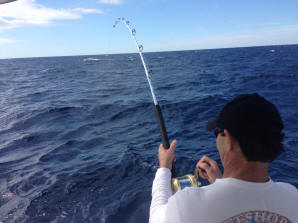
left=223, top=129, right=235, bottom=151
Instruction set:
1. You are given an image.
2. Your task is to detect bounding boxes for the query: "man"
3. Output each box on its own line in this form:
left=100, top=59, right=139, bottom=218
left=150, top=93, right=298, bottom=223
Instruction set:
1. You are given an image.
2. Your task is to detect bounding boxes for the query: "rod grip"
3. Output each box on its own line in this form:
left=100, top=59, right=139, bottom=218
left=154, top=104, right=170, bottom=148
left=154, top=104, right=176, bottom=177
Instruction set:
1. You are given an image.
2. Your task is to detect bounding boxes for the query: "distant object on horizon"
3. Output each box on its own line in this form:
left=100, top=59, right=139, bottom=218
left=0, top=0, right=17, bottom=4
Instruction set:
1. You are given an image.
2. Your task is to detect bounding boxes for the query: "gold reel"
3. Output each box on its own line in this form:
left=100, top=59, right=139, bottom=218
left=171, top=167, right=201, bottom=194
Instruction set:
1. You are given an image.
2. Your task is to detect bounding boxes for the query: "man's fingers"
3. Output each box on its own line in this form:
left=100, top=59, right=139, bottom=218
left=198, top=162, right=210, bottom=172
left=159, top=140, right=177, bottom=152
left=198, top=162, right=211, bottom=178
left=198, top=167, right=208, bottom=179
left=158, top=140, right=177, bottom=170
left=196, top=155, right=222, bottom=184
left=197, top=157, right=210, bottom=169
left=201, top=156, right=217, bottom=167
left=197, top=158, right=216, bottom=179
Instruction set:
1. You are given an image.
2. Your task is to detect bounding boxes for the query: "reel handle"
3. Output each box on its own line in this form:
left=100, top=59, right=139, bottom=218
left=154, top=104, right=176, bottom=177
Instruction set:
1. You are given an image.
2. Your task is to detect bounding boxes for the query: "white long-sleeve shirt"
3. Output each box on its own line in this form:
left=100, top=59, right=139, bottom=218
left=150, top=168, right=298, bottom=223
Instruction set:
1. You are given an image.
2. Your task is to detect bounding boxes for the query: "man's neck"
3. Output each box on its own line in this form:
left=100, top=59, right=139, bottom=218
left=223, top=159, right=270, bottom=183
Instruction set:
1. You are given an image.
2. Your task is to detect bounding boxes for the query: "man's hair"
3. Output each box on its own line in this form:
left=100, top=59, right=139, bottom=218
left=208, top=93, right=285, bottom=162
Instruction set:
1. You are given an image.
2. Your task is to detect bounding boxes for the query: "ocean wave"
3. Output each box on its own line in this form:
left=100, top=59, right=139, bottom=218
left=40, top=67, right=65, bottom=73
left=39, top=140, right=82, bottom=163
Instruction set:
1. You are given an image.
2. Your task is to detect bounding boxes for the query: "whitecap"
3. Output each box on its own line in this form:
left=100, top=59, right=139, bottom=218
left=83, top=58, right=103, bottom=62
left=83, top=58, right=112, bottom=62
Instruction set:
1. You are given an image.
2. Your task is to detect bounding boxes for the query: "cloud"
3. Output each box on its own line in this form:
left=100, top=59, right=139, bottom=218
left=72, top=8, right=103, bottom=14
left=0, top=37, right=16, bottom=43
left=0, top=0, right=103, bottom=31
left=97, top=0, right=122, bottom=5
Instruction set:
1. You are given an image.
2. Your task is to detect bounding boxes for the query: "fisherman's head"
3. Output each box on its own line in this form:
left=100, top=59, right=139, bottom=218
left=206, top=93, right=284, bottom=163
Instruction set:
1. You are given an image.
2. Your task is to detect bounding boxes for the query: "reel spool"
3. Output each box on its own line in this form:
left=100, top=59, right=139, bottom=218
left=171, top=167, right=201, bottom=194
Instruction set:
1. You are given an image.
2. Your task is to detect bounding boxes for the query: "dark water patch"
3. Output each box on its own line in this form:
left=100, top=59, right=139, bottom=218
left=87, top=102, right=153, bottom=127
left=0, top=131, right=61, bottom=159
left=39, top=140, right=82, bottom=163
left=39, top=67, right=66, bottom=74
left=109, top=102, right=152, bottom=121
left=0, top=153, right=38, bottom=174
left=25, top=150, right=155, bottom=222
left=107, top=192, right=151, bottom=223
left=60, top=124, right=92, bottom=140
left=287, top=138, right=298, bottom=147
left=8, top=106, right=84, bottom=131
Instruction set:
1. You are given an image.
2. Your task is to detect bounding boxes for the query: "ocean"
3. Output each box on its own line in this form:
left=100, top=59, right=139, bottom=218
left=0, top=45, right=298, bottom=222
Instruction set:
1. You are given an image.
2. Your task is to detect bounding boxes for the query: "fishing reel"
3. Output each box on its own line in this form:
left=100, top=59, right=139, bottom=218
left=171, top=167, right=201, bottom=194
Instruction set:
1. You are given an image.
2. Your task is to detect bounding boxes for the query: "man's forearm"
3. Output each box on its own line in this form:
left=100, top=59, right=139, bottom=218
left=149, top=168, right=172, bottom=223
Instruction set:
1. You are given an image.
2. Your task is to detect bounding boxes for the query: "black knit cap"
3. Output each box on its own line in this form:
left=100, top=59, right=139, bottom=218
left=206, top=93, right=284, bottom=162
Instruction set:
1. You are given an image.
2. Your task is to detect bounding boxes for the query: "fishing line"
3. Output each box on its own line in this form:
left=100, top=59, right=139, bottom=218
left=113, top=18, right=176, bottom=177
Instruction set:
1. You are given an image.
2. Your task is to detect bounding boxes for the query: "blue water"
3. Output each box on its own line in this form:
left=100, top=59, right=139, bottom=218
left=0, top=45, right=298, bottom=222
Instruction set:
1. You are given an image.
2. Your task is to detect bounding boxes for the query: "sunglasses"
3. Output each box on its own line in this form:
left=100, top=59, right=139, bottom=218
left=214, top=128, right=224, bottom=137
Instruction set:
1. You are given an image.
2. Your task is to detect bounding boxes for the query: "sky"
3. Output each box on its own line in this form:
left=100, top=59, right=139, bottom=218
left=0, top=0, right=298, bottom=59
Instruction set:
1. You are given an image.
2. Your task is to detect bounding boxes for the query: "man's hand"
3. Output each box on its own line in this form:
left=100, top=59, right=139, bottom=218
left=196, top=155, right=222, bottom=184
left=158, top=140, right=177, bottom=170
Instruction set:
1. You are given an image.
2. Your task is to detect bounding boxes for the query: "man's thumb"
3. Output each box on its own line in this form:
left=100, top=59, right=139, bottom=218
left=170, top=140, right=177, bottom=151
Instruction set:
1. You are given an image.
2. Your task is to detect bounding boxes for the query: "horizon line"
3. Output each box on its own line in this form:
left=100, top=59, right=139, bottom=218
left=1, top=43, right=297, bottom=60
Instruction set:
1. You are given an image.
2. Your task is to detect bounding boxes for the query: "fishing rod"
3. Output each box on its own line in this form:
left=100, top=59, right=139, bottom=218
left=113, top=18, right=175, bottom=177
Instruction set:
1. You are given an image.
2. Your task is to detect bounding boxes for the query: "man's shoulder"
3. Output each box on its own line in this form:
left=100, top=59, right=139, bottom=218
left=171, top=186, right=202, bottom=199
left=274, top=181, right=298, bottom=194
left=172, top=179, right=298, bottom=200
left=171, top=179, right=298, bottom=198
left=171, top=182, right=221, bottom=200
